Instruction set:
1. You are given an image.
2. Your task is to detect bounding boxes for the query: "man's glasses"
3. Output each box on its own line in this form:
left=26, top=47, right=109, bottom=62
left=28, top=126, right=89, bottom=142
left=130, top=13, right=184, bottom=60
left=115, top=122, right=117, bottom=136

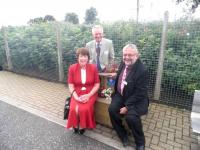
left=123, top=54, right=135, bottom=57
left=94, top=33, right=103, bottom=38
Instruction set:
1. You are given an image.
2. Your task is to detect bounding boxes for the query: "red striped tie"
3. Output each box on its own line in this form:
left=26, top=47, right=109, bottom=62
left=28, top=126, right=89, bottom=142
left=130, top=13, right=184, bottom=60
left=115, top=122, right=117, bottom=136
left=121, top=66, right=128, bottom=94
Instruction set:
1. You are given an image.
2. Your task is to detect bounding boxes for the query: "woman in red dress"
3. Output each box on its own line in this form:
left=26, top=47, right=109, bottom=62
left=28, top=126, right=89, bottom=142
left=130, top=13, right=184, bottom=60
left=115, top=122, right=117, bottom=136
left=66, top=47, right=100, bottom=134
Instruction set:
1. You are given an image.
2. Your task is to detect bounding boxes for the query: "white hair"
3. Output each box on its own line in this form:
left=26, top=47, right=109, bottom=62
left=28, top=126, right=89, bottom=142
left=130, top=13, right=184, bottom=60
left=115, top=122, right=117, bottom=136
left=92, top=25, right=104, bottom=34
left=123, top=44, right=140, bottom=55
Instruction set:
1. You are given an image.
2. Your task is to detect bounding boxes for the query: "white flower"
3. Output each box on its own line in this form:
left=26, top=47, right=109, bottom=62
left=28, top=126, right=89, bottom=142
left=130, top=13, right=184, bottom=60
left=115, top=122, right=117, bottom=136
left=101, top=88, right=113, bottom=99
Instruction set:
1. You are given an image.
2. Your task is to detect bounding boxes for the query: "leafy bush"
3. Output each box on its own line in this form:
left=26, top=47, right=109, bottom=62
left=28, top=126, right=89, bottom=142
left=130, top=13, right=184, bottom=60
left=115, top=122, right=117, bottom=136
left=0, top=20, right=199, bottom=98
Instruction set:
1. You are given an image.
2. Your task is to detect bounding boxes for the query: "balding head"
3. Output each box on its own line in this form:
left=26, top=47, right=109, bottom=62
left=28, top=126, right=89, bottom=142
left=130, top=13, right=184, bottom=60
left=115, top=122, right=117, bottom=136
left=92, top=25, right=104, bottom=43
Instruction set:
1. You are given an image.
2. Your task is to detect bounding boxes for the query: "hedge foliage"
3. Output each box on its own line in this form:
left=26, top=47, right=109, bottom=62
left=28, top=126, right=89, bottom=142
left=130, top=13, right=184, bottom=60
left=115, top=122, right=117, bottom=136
left=0, top=20, right=199, bottom=96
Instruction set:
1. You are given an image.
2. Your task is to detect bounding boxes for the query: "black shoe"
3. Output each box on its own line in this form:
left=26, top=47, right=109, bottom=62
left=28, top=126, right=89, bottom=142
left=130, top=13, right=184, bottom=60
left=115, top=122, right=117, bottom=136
left=78, top=129, right=85, bottom=135
left=73, top=128, right=78, bottom=134
left=121, top=137, right=128, bottom=147
left=136, top=145, right=145, bottom=150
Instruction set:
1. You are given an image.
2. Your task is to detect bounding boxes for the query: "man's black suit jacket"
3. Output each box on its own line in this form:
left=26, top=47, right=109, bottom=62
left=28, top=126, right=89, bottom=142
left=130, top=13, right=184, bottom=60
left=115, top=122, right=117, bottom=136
left=113, top=58, right=149, bottom=116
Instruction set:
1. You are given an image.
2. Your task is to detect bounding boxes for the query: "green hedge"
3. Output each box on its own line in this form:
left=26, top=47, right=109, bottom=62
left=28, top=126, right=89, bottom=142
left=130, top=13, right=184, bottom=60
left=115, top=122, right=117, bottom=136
left=0, top=20, right=199, bottom=96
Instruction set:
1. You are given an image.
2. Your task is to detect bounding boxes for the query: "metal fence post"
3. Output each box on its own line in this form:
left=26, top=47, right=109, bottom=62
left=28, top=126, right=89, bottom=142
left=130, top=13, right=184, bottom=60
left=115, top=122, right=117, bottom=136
left=56, top=22, right=64, bottom=82
left=2, top=27, right=13, bottom=70
left=153, top=11, right=169, bottom=101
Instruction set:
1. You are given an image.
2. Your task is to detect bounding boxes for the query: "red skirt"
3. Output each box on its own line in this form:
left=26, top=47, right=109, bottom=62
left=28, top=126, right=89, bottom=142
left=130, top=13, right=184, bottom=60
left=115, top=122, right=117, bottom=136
left=66, top=92, right=97, bottom=129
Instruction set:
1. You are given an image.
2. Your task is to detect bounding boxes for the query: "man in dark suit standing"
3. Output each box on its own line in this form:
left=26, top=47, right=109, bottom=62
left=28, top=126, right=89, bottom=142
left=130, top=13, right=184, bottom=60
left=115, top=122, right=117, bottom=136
left=108, top=44, right=149, bottom=150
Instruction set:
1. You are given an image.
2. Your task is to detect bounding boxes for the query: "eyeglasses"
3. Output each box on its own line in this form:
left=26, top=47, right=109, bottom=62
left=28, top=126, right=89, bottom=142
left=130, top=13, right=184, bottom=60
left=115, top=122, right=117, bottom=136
left=94, top=33, right=103, bottom=38
left=123, top=54, right=135, bottom=57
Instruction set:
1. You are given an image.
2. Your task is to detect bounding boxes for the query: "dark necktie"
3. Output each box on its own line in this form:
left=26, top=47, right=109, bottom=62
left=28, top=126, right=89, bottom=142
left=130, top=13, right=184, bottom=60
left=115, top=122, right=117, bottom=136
left=96, top=43, right=101, bottom=71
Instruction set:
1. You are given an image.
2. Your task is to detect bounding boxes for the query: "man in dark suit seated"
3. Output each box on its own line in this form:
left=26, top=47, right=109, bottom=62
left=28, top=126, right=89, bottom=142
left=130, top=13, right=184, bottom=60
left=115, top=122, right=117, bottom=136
left=108, top=44, right=149, bottom=150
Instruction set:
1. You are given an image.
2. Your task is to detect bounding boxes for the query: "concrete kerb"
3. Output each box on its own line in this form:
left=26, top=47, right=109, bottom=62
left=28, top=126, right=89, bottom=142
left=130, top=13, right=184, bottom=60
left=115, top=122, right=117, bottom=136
left=0, top=95, right=133, bottom=150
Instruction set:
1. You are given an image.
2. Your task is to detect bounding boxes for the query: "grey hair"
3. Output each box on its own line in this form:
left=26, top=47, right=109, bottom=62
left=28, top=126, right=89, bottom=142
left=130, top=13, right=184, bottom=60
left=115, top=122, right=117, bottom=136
left=123, top=44, right=140, bottom=55
left=92, top=25, right=104, bottom=34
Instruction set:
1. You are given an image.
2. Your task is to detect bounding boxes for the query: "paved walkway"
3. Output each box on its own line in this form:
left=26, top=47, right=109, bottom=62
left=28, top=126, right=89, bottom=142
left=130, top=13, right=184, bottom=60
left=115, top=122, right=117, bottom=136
left=0, top=71, right=199, bottom=150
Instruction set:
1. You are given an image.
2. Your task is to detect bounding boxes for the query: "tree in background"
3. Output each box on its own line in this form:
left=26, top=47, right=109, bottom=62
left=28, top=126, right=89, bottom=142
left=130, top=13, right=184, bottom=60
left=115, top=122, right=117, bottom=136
left=176, top=0, right=200, bottom=13
left=28, top=17, right=45, bottom=25
left=28, top=15, right=56, bottom=25
left=44, top=15, right=56, bottom=22
left=64, top=13, right=79, bottom=24
left=84, top=7, right=98, bottom=24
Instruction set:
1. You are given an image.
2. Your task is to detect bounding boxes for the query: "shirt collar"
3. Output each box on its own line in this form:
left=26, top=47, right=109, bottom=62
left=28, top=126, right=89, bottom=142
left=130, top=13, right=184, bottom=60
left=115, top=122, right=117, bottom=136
left=96, top=42, right=102, bottom=46
left=124, top=64, right=133, bottom=70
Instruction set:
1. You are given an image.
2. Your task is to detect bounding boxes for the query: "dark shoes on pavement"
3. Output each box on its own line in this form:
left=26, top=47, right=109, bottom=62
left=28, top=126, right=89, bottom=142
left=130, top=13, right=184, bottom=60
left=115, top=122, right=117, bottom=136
left=73, top=128, right=79, bottom=133
left=120, top=135, right=145, bottom=149
left=79, top=129, right=85, bottom=135
left=136, top=145, right=145, bottom=150
left=121, top=137, right=129, bottom=147
left=73, top=128, right=85, bottom=135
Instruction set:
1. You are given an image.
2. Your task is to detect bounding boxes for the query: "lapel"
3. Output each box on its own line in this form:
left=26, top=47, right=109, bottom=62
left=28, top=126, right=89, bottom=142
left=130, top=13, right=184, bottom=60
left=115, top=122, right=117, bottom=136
left=90, top=41, right=97, bottom=61
left=92, top=41, right=96, bottom=55
left=116, top=62, right=124, bottom=77
left=115, top=62, right=124, bottom=87
left=77, top=63, right=89, bottom=85
left=76, top=63, right=82, bottom=84
left=126, top=59, right=140, bottom=82
left=100, top=38, right=105, bottom=58
left=85, top=64, right=89, bottom=84
left=122, top=60, right=138, bottom=95
left=115, top=59, right=140, bottom=95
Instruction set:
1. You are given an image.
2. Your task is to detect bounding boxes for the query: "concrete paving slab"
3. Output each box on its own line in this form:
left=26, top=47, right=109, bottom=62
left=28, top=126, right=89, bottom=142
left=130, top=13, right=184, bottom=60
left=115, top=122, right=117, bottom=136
left=0, top=71, right=199, bottom=149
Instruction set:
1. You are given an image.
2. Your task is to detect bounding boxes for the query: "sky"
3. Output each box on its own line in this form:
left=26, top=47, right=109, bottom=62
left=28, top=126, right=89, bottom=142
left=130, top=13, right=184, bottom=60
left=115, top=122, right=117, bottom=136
left=0, top=0, right=199, bottom=26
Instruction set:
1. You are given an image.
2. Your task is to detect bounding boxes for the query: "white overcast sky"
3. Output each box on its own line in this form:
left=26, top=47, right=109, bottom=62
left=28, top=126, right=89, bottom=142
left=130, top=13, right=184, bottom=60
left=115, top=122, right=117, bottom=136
left=0, top=0, right=199, bottom=26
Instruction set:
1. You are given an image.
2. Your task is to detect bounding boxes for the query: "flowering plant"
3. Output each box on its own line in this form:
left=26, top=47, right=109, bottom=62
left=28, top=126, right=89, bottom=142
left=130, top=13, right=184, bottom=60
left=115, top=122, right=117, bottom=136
left=101, top=87, right=113, bottom=100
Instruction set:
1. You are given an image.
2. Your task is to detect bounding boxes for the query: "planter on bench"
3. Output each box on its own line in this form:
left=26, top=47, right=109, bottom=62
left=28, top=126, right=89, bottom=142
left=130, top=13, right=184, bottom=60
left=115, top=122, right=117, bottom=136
left=95, top=98, right=112, bottom=127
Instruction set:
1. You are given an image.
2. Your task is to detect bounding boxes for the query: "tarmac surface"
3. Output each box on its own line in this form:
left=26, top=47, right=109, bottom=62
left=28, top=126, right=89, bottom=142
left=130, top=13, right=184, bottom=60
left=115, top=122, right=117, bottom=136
left=0, top=100, right=116, bottom=150
left=0, top=71, right=199, bottom=150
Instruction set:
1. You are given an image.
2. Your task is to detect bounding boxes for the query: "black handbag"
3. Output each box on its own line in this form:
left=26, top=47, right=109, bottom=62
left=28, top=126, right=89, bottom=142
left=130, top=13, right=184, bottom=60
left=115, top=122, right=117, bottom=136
left=63, top=96, right=71, bottom=120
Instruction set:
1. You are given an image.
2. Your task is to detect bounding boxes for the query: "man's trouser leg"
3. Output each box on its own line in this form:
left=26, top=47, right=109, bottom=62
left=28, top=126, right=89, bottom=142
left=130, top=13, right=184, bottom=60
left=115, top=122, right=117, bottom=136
left=108, top=93, right=127, bottom=140
left=125, top=114, right=145, bottom=146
